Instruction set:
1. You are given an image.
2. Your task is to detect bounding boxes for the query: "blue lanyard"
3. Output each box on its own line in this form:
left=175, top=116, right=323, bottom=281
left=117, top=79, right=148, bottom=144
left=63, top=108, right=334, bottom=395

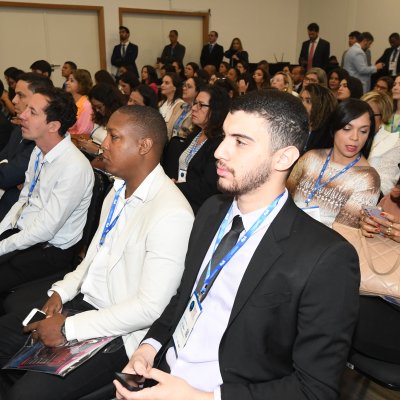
left=184, top=133, right=206, bottom=166
left=390, top=115, right=400, bottom=133
left=99, top=183, right=126, bottom=246
left=172, top=105, right=190, bottom=135
left=305, top=148, right=361, bottom=206
left=199, top=191, right=285, bottom=297
left=28, top=151, right=43, bottom=200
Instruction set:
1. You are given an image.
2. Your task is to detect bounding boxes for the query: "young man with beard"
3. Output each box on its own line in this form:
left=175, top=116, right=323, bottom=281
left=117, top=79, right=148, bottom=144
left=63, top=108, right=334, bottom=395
left=115, top=90, right=360, bottom=400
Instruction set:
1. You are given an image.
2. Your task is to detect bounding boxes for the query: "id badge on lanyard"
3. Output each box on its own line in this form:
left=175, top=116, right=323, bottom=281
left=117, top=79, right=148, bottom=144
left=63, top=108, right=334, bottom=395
left=177, top=169, right=187, bottom=183
left=172, top=292, right=202, bottom=353
left=301, top=205, right=321, bottom=222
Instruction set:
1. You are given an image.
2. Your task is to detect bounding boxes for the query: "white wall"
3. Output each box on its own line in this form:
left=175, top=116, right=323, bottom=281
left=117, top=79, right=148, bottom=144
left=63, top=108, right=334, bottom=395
left=297, top=0, right=400, bottom=66
left=3, top=0, right=400, bottom=78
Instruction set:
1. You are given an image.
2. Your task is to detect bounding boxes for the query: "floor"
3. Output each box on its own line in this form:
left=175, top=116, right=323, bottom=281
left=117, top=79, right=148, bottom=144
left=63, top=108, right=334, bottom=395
left=340, top=368, right=400, bottom=400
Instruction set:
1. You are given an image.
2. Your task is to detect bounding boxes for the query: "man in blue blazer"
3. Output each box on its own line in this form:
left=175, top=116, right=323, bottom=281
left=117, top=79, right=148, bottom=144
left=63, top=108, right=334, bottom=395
left=111, top=26, right=139, bottom=78
left=115, top=91, right=360, bottom=400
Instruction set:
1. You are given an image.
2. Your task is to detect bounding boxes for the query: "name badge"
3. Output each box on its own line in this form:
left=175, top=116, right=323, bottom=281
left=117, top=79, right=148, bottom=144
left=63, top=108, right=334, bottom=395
left=172, top=292, right=202, bottom=353
left=389, top=61, right=397, bottom=72
left=301, top=205, right=321, bottom=222
left=178, top=169, right=187, bottom=183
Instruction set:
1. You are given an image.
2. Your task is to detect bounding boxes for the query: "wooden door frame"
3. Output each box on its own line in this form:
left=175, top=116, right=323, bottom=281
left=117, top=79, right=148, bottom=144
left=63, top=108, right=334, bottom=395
left=0, top=1, right=106, bottom=69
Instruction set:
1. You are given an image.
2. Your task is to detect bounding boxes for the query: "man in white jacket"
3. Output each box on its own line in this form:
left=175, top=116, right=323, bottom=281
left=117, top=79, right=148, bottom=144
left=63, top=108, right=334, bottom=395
left=0, top=105, right=194, bottom=400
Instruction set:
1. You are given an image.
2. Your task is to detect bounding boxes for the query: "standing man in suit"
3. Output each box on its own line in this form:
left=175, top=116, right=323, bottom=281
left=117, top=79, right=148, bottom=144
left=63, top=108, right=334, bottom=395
left=376, top=33, right=400, bottom=78
left=200, top=31, right=224, bottom=69
left=160, top=30, right=186, bottom=65
left=344, top=32, right=384, bottom=93
left=111, top=26, right=139, bottom=78
left=115, top=90, right=360, bottom=400
left=0, top=105, right=194, bottom=399
left=299, top=22, right=330, bottom=71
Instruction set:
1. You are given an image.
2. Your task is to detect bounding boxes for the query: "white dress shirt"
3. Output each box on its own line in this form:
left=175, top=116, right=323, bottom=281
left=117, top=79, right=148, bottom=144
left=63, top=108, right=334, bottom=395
left=0, top=134, right=94, bottom=255
left=146, top=190, right=289, bottom=398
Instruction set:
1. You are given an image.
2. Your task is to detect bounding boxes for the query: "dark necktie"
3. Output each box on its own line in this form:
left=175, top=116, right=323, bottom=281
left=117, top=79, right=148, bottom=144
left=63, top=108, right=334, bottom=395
left=391, top=48, right=398, bottom=62
left=121, top=44, right=126, bottom=58
left=209, top=44, right=213, bottom=53
left=195, top=215, right=244, bottom=302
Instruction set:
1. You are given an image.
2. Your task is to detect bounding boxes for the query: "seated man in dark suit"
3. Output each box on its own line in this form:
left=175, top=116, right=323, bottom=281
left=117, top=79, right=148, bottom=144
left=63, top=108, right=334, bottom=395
left=0, top=73, right=53, bottom=221
left=299, top=22, right=330, bottom=71
left=111, top=25, right=139, bottom=78
left=115, top=90, right=360, bottom=400
left=0, top=88, right=94, bottom=293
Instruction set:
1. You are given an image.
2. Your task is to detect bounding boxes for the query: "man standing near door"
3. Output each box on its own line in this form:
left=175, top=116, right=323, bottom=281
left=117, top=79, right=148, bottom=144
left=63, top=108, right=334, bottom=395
left=111, top=26, right=139, bottom=78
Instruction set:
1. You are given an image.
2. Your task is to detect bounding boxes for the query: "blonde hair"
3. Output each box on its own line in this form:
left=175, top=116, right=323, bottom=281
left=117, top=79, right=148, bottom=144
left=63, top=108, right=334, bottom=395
left=305, top=67, right=327, bottom=87
left=361, top=90, right=393, bottom=124
left=274, top=71, right=294, bottom=94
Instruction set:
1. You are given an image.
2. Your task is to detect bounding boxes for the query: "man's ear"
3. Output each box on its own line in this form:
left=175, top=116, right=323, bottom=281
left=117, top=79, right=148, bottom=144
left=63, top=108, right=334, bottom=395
left=273, top=146, right=300, bottom=172
left=139, top=137, right=153, bottom=155
left=48, top=120, right=61, bottom=135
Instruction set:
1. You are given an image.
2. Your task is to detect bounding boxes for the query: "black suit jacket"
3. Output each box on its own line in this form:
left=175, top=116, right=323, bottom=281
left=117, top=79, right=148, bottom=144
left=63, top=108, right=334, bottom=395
left=299, top=38, right=330, bottom=70
left=145, top=194, right=360, bottom=399
left=200, top=43, right=224, bottom=68
left=376, top=46, right=400, bottom=76
left=111, top=42, right=139, bottom=77
left=0, top=125, right=35, bottom=220
left=162, top=133, right=222, bottom=214
left=160, top=43, right=186, bottom=65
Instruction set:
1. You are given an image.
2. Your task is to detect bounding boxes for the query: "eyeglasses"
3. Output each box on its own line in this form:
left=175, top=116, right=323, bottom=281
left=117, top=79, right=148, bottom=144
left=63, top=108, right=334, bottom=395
left=193, top=100, right=210, bottom=109
left=373, top=113, right=382, bottom=117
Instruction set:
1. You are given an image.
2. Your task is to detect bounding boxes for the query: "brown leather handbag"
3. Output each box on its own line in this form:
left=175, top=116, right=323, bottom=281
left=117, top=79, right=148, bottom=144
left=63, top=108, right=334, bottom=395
left=333, top=222, right=400, bottom=298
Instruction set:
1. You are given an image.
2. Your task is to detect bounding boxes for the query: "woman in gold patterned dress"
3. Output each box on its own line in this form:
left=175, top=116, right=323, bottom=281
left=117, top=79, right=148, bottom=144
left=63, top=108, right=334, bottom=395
left=287, top=99, right=381, bottom=228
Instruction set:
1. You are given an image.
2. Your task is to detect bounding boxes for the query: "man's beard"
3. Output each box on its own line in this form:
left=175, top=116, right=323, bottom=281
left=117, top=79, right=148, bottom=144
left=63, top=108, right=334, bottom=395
left=217, top=160, right=272, bottom=196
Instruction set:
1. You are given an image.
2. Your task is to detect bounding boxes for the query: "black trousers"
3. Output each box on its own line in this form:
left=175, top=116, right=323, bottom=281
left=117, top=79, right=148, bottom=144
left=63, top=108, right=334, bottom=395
left=353, top=295, right=400, bottom=363
left=0, top=229, right=78, bottom=294
left=0, top=294, right=128, bottom=400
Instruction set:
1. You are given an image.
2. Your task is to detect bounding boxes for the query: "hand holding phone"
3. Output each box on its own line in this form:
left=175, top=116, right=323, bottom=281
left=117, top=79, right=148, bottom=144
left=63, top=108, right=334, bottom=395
left=362, top=206, right=385, bottom=220
left=114, top=372, right=145, bottom=391
left=22, top=308, right=46, bottom=326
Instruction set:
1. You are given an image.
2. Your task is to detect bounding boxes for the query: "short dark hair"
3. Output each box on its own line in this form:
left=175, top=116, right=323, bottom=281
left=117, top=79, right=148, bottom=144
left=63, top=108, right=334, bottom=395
left=359, top=32, right=374, bottom=42
left=210, top=31, right=218, bottom=37
left=4, top=67, right=24, bottom=81
left=231, top=90, right=309, bottom=154
left=72, top=69, right=93, bottom=96
left=119, top=25, right=130, bottom=34
left=119, top=71, right=140, bottom=93
left=307, top=23, right=319, bottom=32
left=327, top=99, right=375, bottom=158
left=131, top=84, right=158, bottom=109
left=195, top=85, right=230, bottom=139
left=345, top=76, right=364, bottom=99
left=389, top=32, right=400, bottom=41
left=64, top=61, right=77, bottom=71
left=116, top=105, right=168, bottom=156
left=170, top=30, right=178, bottom=36
left=17, top=72, right=53, bottom=93
left=89, top=83, right=126, bottom=125
left=94, top=69, right=117, bottom=87
left=349, top=31, right=361, bottom=40
left=30, top=60, right=52, bottom=77
left=35, top=88, right=77, bottom=136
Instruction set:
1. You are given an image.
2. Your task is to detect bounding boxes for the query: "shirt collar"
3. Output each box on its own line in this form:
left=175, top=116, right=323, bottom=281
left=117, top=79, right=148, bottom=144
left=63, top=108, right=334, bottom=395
left=37, top=133, right=71, bottom=164
left=229, top=189, right=289, bottom=233
left=113, top=164, right=162, bottom=203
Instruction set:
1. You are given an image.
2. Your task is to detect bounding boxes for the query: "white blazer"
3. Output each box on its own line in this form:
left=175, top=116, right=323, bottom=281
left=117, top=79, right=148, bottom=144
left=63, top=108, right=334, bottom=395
left=51, top=166, right=194, bottom=357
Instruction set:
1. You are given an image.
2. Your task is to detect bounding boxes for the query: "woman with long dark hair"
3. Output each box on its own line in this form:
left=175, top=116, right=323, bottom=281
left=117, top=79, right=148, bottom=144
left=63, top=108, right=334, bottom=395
left=288, top=99, right=381, bottom=228
left=163, top=85, right=230, bottom=213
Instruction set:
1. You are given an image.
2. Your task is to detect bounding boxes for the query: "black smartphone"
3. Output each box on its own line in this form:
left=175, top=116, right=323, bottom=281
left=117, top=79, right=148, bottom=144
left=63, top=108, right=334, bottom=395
left=22, top=308, right=46, bottom=326
left=114, top=372, right=145, bottom=391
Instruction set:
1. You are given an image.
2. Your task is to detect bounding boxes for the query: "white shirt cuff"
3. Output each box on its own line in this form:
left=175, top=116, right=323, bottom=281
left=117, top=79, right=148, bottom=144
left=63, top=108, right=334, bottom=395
left=141, top=338, right=162, bottom=353
left=47, top=287, right=69, bottom=304
left=213, top=387, right=221, bottom=400
left=64, top=316, right=76, bottom=341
